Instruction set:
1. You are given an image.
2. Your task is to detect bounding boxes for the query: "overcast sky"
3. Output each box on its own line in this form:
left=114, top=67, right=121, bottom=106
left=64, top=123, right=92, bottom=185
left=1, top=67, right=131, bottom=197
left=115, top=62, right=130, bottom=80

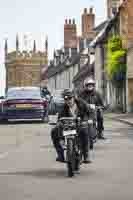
left=0, top=0, right=106, bottom=95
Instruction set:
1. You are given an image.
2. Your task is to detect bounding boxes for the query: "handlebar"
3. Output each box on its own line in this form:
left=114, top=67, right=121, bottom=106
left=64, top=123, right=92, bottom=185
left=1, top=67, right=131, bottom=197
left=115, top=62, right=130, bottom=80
left=59, top=117, right=76, bottom=121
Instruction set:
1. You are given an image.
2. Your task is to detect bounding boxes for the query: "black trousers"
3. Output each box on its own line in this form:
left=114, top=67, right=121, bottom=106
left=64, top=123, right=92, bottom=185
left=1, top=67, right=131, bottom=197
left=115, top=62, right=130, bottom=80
left=51, top=126, right=64, bottom=159
left=78, top=126, right=90, bottom=159
left=97, top=110, right=104, bottom=137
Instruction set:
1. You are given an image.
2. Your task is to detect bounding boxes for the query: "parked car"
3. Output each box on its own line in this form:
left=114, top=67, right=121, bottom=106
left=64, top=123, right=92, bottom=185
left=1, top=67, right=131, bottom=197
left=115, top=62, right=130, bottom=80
left=2, top=87, right=48, bottom=122
left=0, top=96, right=5, bottom=121
left=49, top=89, right=64, bottom=115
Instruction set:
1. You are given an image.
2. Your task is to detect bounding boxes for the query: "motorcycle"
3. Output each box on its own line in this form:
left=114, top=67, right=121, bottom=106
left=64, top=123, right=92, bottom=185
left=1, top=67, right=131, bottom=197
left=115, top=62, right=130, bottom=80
left=60, top=117, right=81, bottom=177
left=50, top=117, right=81, bottom=177
left=87, top=104, right=108, bottom=142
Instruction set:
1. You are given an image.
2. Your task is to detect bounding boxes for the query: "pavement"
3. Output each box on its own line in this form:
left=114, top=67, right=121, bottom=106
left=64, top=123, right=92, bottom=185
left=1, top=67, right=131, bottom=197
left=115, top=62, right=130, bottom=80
left=105, top=112, right=133, bottom=126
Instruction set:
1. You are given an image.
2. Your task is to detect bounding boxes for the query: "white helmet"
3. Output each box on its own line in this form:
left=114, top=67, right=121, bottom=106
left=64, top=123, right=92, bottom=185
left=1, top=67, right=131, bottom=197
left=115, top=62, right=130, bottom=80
left=84, top=77, right=95, bottom=87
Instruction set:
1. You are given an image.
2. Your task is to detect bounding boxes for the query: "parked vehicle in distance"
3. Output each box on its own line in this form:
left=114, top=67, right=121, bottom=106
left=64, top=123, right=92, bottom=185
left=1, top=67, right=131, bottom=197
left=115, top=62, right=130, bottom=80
left=0, top=96, right=5, bottom=121
left=2, top=87, right=48, bottom=122
left=49, top=90, right=64, bottom=115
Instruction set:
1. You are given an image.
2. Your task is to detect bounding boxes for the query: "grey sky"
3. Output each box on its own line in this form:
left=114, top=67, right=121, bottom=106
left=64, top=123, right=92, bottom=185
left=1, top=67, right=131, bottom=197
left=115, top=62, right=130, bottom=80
left=0, top=0, right=106, bottom=95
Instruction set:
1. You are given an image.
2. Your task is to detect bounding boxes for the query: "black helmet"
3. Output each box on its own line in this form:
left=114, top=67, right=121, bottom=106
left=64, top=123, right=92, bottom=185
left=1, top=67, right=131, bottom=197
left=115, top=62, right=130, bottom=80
left=62, top=89, right=74, bottom=100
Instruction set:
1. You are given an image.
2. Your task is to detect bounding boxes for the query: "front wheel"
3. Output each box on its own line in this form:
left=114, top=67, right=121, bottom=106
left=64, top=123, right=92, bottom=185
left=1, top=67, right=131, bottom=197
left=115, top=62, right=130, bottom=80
left=67, top=138, right=75, bottom=177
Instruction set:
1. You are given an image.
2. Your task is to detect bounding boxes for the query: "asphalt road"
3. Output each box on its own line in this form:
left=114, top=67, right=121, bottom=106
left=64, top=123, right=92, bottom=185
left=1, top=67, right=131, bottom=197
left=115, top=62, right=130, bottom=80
left=0, top=118, right=133, bottom=200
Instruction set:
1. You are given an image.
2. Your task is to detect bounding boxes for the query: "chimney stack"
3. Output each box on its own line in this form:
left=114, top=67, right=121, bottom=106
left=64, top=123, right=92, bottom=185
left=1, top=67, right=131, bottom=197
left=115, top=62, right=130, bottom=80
left=64, top=18, right=77, bottom=49
left=16, top=33, right=19, bottom=52
left=81, top=7, right=95, bottom=38
left=4, top=39, right=8, bottom=58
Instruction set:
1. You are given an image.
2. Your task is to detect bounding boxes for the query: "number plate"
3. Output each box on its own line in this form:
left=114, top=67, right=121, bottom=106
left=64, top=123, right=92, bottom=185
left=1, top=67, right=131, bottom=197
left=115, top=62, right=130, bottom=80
left=63, top=130, right=76, bottom=136
left=88, top=119, right=93, bottom=124
left=16, top=104, right=32, bottom=108
left=90, top=104, right=96, bottom=109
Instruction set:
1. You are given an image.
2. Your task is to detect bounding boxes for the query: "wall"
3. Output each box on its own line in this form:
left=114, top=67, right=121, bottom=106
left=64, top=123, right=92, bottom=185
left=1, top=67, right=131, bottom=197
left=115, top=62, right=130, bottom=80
left=94, top=45, right=103, bottom=95
left=126, top=47, right=133, bottom=111
left=48, top=63, right=79, bottom=92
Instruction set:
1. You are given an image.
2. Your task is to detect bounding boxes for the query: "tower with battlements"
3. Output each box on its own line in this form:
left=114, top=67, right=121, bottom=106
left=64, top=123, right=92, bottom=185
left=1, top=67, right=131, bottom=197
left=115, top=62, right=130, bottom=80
left=5, top=35, right=48, bottom=91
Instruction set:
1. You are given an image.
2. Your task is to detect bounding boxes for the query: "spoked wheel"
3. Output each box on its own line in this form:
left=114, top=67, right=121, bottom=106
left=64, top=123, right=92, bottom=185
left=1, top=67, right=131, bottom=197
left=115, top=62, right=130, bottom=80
left=67, top=138, right=75, bottom=177
left=74, top=152, right=80, bottom=172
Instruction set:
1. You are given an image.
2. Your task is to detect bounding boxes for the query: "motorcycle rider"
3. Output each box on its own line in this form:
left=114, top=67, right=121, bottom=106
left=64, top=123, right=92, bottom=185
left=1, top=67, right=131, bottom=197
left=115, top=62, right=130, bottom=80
left=79, top=77, right=105, bottom=140
left=51, top=89, right=92, bottom=164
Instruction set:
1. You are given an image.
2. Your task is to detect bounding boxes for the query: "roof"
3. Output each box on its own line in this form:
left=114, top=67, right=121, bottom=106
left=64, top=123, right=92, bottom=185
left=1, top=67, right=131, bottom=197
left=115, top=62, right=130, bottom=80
left=47, top=54, right=80, bottom=78
left=89, top=16, right=118, bottom=48
left=73, top=62, right=94, bottom=83
left=94, top=20, right=108, bottom=32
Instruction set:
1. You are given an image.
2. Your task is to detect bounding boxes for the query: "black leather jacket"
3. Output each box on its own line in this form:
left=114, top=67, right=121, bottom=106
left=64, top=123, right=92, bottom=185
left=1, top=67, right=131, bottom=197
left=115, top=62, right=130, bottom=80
left=58, top=99, right=90, bottom=122
left=78, top=89, right=104, bottom=119
left=79, top=89, right=104, bottom=106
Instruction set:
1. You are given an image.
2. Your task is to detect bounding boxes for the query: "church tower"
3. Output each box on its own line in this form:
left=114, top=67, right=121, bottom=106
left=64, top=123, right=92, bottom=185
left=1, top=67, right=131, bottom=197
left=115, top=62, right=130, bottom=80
left=5, top=35, right=48, bottom=91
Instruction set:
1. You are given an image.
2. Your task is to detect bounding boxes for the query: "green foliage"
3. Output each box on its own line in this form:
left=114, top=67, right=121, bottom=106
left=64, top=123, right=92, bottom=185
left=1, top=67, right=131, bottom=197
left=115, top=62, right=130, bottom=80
left=106, top=36, right=127, bottom=81
left=107, top=36, right=122, bottom=52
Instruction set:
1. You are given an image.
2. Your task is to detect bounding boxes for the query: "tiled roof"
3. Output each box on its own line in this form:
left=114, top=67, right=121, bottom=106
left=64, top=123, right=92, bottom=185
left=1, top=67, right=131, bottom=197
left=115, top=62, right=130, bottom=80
left=94, top=20, right=108, bottom=32
left=47, top=54, right=80, bottom=78
left=73, top=62, right=94, bottom=83
left=89, top=16, right=118, bottom=48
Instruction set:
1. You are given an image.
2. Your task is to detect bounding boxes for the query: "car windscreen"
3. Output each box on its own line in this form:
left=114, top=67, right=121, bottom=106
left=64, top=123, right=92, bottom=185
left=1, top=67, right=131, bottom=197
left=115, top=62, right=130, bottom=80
left=6, top=88, right=41, bottom=99
left=52, top=90, right=63, bottom=98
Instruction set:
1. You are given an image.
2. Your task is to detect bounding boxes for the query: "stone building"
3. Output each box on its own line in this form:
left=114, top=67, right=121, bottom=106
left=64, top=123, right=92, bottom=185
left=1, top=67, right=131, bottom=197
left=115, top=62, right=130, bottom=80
left=73, top=20, right=107, bottom=91
left=5, top=35, right=48, bottom=91
left=120, top=0, right=133, bottom=112
left=90, top=16, right=120, bottom=108
left=48, top=50, right=80, bottom=92
left=90, top=0, right=133, bottom=112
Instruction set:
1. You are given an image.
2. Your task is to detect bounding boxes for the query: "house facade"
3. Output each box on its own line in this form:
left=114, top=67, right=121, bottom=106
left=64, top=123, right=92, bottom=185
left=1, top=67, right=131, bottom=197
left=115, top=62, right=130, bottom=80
left=90, top=0, right=133, bottom=112
left=48, top=51, right=79, bottom=93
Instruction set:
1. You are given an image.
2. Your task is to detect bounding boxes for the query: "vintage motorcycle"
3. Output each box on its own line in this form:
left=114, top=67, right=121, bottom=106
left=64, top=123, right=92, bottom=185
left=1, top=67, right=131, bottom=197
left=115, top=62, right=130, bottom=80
left=59, top=117, right=81, bottom=177
left=87, top=104, right=109, bottom=143
left=50, top=116, right=81, bottom=177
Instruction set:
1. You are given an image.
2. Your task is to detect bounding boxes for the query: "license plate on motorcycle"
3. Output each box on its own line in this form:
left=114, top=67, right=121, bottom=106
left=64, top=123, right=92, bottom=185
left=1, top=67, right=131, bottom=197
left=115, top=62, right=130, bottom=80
left=63, top=130, right=77, bottom=136
left=88, top=119, right=93, bottom=124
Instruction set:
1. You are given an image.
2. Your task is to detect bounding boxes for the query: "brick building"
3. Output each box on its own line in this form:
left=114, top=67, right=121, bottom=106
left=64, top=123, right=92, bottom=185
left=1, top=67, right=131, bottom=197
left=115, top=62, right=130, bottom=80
left=5, top=35, right=48, bottom=91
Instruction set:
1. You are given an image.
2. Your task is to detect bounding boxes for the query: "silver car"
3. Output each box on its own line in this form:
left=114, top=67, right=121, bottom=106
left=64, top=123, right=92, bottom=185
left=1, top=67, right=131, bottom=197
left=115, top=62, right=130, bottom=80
left=49, top=90, right=64, bottom=115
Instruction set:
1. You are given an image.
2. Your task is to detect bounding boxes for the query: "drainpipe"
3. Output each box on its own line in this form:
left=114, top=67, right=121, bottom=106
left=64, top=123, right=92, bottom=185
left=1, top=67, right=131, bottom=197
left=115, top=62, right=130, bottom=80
left=125, top=71, right=129, bottom=113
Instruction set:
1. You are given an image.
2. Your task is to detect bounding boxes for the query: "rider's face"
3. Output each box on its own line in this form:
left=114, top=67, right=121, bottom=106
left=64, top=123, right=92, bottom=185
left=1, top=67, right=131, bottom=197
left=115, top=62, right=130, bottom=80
left=65, top=97, right=74, bottom=107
